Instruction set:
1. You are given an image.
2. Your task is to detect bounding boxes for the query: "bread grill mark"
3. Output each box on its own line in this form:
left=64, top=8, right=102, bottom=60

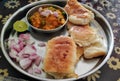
left=52, top=43, right=70, bottom=61
left=51, top=38, right=72, bottom=63
left=65, top=0, right=87, bottom=15
left=54, top=40, right=71, bottom=45
left=67, top=0, right=77, bottom=6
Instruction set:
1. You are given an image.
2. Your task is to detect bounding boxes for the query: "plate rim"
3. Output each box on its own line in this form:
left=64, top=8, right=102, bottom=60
left=0, top=0, right=114, bottom=81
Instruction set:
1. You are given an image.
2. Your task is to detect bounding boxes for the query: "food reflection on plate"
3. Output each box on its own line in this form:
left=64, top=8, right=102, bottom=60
left=6, top=0, right=107, bottom=79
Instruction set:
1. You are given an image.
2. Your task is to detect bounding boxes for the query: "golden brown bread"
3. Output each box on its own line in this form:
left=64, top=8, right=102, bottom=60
left=67, top=21, right=76, bottom=29
left=43, top=36, right=78, bottom=79
left=67, top=22, right=107, bottom=59
left=64, top=0, right=94, bottom=25
left=84, top=36, right=107, bottom=59
left=69, top=25, right=97, bottom=47
left=76, top=45, right=84, bottom=61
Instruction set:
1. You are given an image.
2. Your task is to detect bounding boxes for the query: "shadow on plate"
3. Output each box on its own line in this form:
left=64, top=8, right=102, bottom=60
left=29, top=26, right=68, bottom=42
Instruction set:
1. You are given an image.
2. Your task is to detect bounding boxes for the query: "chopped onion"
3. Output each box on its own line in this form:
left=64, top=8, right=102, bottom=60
left=19, top=58, right=32, bottom=70
left=40, top=10, right=52, bottom=17
left=53, top=11, right=59, bottom=17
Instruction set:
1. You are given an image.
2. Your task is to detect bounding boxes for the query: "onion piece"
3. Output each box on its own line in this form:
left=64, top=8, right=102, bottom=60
left=40, top=10, right=52, bottom=17
left=19, top=58, right=32, bottom=70
left=53, top=11, right=59, bottom=17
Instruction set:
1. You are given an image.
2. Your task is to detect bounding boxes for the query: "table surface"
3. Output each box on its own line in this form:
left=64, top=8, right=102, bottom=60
left=0, top=0, right=120, bottom=81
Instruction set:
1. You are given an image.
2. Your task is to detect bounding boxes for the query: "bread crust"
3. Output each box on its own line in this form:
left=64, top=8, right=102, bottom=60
left=43, top=36, right=77, bottom=78
left=84, top=36, right=107, bottom=59
left=76, top=45, right=84, bottom=61
left=64, top=0, right=94, bottom=25
left=69, top=25, right=97, bottom=47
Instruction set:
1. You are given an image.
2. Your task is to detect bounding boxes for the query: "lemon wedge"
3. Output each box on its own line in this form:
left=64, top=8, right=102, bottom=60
left=13, top=21, right=28, bottom=32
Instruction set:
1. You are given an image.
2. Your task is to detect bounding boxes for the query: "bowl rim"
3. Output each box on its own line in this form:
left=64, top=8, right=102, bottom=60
left=26, top=3, right=68, bottom=32
left=0, top=0, right=114, bottom=81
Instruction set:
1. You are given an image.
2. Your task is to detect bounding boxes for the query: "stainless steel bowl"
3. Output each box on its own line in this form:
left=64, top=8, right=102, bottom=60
left=26, top=4, right=68, bottom=33
left=0, top=0, right=114, bottom=81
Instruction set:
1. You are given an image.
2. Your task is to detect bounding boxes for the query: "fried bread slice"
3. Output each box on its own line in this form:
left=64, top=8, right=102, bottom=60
left=43, top=36, right=78, bottom=79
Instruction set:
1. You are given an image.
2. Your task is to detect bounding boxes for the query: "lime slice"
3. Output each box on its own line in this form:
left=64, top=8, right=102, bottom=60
left=13, top=21, right=28, bottom=32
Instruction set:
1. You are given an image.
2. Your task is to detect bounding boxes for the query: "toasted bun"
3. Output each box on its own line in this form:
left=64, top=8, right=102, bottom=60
left=43, top=36, right=77, bottom=78
left=64, top=0, right=94, bottom=25
left=69, top=25, right=97, bottom=47
left=84, top=36, right=107, bottom=59
left=69, top=13, right=94, bottom=25
left=67, top=21, right=76, bottom=29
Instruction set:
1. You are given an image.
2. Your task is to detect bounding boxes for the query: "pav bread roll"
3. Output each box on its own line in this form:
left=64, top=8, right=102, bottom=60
left=76, top=45, right=84, bottom=61
left=69, top=25, right=97, bottom=47
left=67, top=21, right=76, bottom=29
left=43, top=36, right=78, bottom=79
left=64, top=0, right=94, bottom=25
left=84, top=36, right=107, bottom=59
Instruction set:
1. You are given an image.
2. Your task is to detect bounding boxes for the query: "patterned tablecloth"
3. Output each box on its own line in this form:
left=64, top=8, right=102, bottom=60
left=0, top=0, right=120, bottom=81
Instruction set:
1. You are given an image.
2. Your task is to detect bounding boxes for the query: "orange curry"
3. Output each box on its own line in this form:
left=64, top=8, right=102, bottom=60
left=29, top=6, right=66, bottom=30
